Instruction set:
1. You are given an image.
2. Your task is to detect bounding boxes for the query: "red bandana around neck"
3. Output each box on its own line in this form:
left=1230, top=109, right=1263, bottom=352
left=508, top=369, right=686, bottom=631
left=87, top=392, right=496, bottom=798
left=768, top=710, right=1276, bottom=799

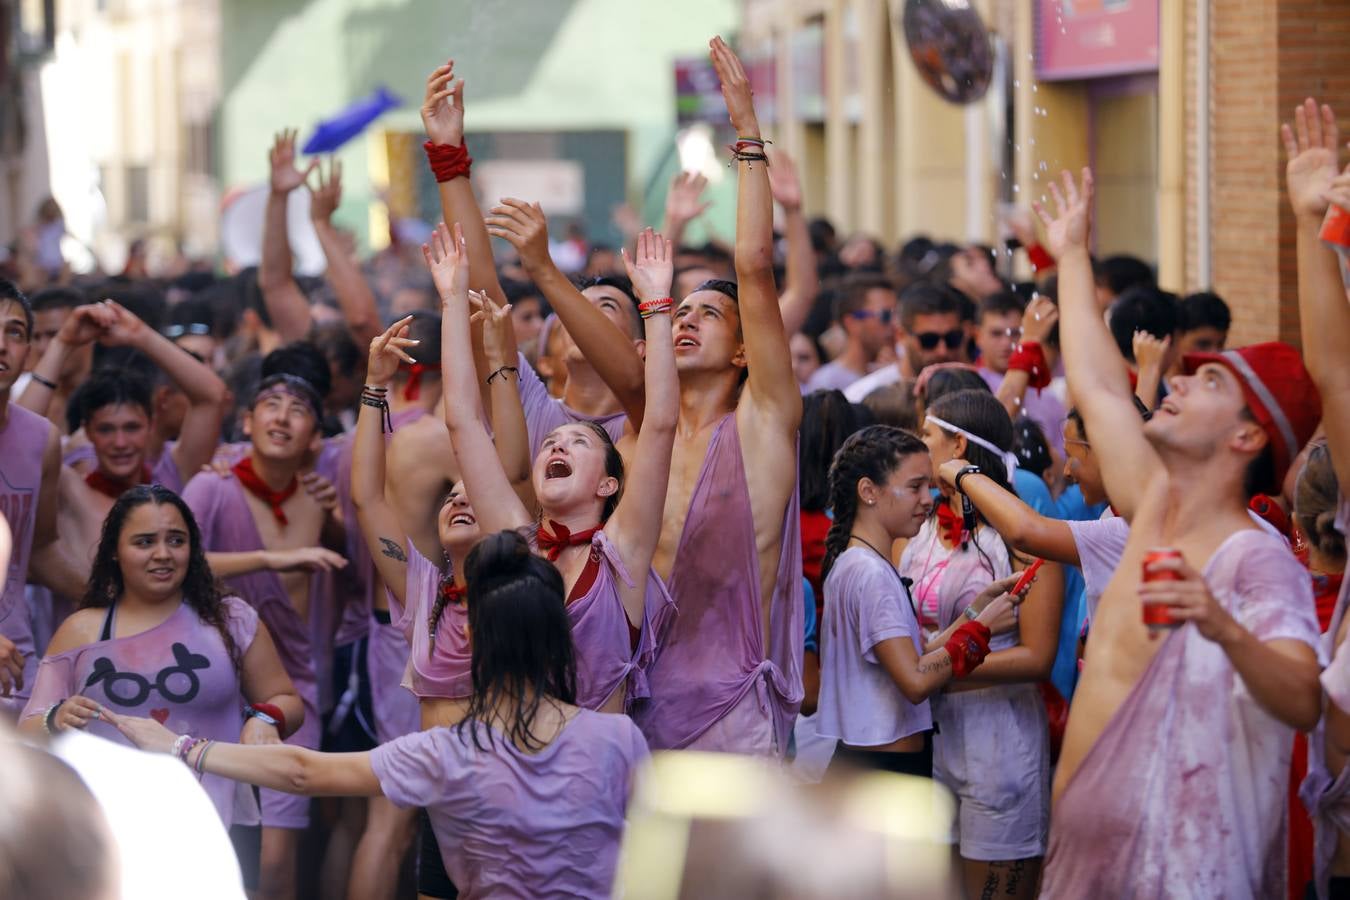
left=231, top=457, right=299, bottom=525
left=438, top=579, right=467, bottom=606
left=935, top=500, right=967, bottom=547
left=85, top=465, right=152, bottom=500
left=536, top=520, right=600, bottom=562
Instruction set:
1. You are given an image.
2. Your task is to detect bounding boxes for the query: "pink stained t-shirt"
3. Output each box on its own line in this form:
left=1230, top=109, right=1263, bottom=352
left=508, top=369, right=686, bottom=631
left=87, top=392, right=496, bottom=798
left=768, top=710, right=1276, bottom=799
left=816, top=546, right=932, bottom=747
left=1042, top=529, right=1324, bottom=897
left=390, top=540, right=472, bottom=701
left=369, top=709, right=649, bottom=899
left=22, top=597, right=261, bottom=828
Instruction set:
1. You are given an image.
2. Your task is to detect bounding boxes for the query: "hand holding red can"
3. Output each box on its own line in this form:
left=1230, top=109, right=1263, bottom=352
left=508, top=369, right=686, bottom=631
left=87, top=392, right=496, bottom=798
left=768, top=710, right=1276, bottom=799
left=1138, top=548, right=1237, bottom=644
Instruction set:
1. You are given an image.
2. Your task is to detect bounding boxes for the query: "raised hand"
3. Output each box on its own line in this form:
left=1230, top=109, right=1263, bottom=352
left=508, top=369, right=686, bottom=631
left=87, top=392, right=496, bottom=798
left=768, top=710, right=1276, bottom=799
left=55, top=302, right=116, bottom=347
left=366, top=315, right=418, bottom=385
left=1021, top=295, right=1059, bottom=344
left=421, top=60, right=465, bottom=147
left=484, top=199, right=551, bottom=272
left=664, top=171, right=711, bottom=226
left=766, top=149, right=803, bottom=211
left=1033, top=168, right=1094, bottom=259
left=264, top=546, right=348, bottom=573
left=709, top=36, right=759, bottom=138
left=97, top=300, right=150, bottom=348
left=422, top=221, right=470, bottom=302
left=1132, top=330, right=1171, bottom=373
left=269, top=129, right=317, bottom=195
left=309, top=158, right=343, bottom=224
left=1138, top=553, right=1234, bottom=643
left=621, top=227, right=674, bottom=302
left=1281, top=98, right=1340, bottom=221
left=468, top=290, right=514, bottom=367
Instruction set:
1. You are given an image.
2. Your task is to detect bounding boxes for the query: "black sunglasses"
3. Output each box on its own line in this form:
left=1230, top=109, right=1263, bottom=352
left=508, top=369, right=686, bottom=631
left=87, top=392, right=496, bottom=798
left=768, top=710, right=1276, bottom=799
left=914, top=329, right=966, bottom=351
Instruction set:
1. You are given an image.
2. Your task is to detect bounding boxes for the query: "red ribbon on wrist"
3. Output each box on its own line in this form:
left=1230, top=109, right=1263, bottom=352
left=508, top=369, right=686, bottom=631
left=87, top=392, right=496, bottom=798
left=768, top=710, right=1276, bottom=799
left=423, top=140, right=473, bottom=183
left=1007, top=341, right=1052, bottom=390
left=249, top=702, right=287, bottom=736
left=945, top=621, right=992, bottom=678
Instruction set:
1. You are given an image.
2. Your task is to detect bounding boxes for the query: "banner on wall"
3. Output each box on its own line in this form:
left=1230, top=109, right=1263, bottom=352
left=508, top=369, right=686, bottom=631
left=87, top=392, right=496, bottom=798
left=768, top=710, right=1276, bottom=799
left=1035, top=0, right=1159, bottom=81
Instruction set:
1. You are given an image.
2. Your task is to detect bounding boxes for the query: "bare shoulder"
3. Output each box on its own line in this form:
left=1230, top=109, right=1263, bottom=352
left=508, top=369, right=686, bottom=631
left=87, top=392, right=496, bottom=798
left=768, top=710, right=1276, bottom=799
left=46, top=608, right=105, bottom=655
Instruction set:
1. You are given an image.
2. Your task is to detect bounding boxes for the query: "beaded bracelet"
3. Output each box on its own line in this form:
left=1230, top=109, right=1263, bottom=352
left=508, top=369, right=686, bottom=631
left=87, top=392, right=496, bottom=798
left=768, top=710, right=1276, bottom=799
left=486, top=365, right=519, bottom=385
left=638, top=299, right=673, bottom=320
left=43, top=700, right=65, bottom=734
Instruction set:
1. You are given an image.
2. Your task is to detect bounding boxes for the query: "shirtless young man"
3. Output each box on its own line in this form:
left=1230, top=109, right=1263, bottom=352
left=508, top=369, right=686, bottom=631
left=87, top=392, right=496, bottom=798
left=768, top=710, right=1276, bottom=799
left=182, top=374, right=346, bottom=900
left=0, top=280, right=61, bottom=714
left=1034, top=169, right=1324, bottom=897
left=629, top=38, right=804, bottom=756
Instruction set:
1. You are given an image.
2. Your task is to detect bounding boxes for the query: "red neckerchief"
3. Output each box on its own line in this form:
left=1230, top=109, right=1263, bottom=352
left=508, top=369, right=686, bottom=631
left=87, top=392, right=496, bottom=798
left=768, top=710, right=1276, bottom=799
left=231, top=457, right=299, bottom=525
left=399, top=361, right=440, bottom=402
left=935, top=501, right=966, bottom=547
left=85, top=465, right=151, bottom=500
left=536, top=520, right=600, bottom=562
left=438, top=580, right=467, bottom=606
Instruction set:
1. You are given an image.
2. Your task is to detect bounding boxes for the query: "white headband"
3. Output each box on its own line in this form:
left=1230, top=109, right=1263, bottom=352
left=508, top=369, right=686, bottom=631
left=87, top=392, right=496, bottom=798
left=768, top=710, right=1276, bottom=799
left=926, top=414, right=1019, bottom=481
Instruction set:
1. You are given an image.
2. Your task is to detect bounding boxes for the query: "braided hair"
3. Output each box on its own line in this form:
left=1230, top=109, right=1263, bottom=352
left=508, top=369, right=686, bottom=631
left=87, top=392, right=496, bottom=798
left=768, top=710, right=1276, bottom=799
left=821, top=425, right=929, bottom=580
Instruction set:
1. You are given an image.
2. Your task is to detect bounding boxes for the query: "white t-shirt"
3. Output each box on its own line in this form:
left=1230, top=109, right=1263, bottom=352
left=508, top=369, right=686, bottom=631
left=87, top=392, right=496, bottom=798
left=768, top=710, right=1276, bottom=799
left=843, top=363, right=904, bottom=403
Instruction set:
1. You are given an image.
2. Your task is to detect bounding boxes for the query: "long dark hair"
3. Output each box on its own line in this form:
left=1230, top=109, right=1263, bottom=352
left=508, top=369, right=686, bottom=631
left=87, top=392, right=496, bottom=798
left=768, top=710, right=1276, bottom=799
left=457, top=530, right=577, bottom=753
left=821, top=426, right=929, bottom=580
left=82, top=485, right=241, bottom=674
left=800, top=390, right=867, bottom=512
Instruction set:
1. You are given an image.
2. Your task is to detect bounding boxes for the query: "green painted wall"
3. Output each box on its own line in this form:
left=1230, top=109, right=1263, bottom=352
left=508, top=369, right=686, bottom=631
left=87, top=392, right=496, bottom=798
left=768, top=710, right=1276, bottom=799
left=220, top=0, right=739, bottom=249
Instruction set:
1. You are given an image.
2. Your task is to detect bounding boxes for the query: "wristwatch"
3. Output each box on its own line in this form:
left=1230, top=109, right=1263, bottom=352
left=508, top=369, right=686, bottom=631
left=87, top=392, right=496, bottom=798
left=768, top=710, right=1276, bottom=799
left=953, top=464, right=983, bottom=495
left=962, top=606, right=979, bottom=622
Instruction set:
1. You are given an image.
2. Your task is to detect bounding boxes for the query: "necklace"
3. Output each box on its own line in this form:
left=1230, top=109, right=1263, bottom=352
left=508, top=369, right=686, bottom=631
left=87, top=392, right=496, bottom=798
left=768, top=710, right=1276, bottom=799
left=848, top=535, right=918, bottom=621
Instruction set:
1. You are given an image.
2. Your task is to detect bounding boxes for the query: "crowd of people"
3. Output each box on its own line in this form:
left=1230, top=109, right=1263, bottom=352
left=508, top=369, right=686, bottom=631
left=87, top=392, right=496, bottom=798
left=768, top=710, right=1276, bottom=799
left=0, top=34, right=1348, bottom=900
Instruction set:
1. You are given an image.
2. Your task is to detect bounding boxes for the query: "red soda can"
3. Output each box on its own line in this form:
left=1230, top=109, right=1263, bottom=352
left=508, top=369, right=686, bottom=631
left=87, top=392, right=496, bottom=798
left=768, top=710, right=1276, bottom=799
left=1141, top=548, right=1184, bottom=631
left=1322, top=204, right=1350, bottom=252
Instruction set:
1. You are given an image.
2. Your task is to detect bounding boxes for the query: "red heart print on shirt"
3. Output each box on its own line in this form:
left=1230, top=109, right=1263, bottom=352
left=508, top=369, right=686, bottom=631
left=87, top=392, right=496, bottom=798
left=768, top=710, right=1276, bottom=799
left=150, top=708, right=169, bottom=724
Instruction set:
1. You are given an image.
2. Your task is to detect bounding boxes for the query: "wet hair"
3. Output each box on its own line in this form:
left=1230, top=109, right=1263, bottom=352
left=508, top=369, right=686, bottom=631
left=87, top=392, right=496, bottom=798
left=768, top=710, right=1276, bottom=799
left=1094, top=255, right=1156, bottom=298
left=1011, top=417, right=1054, bottom=481
left=898, top=282, right=964, bottom=331
left=821, top=426, right=928, bottom=579
left=77, top=367, right=153, bottom=428
left=578, top=274, right=640, bottom=336
left=457, top=530, right=577, bottom=752
left=832, top=273, right=896, bottom=325
left=1108, top=286, right=1180, bottom=362
left=82, top=485, right=242, bottom=674
left=977, top=290, right=1026, bottom=324
left=926, top=389, right=1015, bottom=499
left=692, top=278, right=739, bottom=308
left=1179, top=291, right=1231, bottom=334
left=861, top=381, right=919, bottom=432
left=921, top=367, right=990, bottom=409
left=0, top=278, right=34, bottom=338
left=1295, top=444, right=1345, bottom=565
left=261, top=341, right=332, bottom=400
left=0, top=738, right=114, bottom=900
left=800, top=390, right=868, bottom=511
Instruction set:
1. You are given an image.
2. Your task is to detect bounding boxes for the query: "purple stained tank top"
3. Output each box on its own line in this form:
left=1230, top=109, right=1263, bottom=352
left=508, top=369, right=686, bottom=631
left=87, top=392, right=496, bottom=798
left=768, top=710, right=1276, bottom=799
left=0, top=403, right=49, bottom=710
left=391, top=541, right=472, bottom=700
left=516, top=353, right=627, bottom=458
left=181, top=471, right=322, bottom=753
left=632, top=413, right=804, bottom=754
left=21, top=597, right=261, bottom=827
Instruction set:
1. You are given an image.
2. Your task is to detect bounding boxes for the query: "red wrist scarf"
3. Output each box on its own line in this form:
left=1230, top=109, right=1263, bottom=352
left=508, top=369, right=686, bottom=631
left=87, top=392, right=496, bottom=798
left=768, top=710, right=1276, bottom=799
left=536, top=520, right=600, bottom=562
left=945, top=621, right=992, bottom=678
left=85, top=465, right=152, bottom=500
left=935, top=500, right=967, bottom=547
left=231, top=457, right=299, bottom=525
left=423, top=141, right=473, bottom=183
left=399, top=361, right=441, bottom=402
left=1007, top=341, right=1052, bottom=390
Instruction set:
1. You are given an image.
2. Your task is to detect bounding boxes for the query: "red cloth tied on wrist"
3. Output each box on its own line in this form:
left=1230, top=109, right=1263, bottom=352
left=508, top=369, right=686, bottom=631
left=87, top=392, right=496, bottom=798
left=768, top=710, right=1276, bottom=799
left=85, top=465, right=152, bottom=500
left=399, top=361, right=441, bottom=402
left=250, top=702, right=287, bottom=736
left=945, top=621, right=992, bottom=678
left=1007, top=341, right=1052, bottom=390
left=1026, top=243, right=1055, bottom=273
left=423, top=140, right=473, bottom=183
left=536, top=520, right=600, bottom=562
left=231, top=457, right=299, bottom=525
left=935, top=500, right=967, bottom=547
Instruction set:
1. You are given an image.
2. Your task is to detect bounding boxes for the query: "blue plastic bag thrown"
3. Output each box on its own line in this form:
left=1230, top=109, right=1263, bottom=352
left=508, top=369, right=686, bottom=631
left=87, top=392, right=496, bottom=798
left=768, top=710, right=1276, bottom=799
left=302, top=87, right=402, bottom=154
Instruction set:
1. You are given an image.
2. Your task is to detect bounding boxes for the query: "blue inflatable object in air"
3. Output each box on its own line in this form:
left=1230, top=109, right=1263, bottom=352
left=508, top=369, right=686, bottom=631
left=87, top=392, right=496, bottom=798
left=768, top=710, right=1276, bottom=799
left=302, top=87, right=402, bottom=154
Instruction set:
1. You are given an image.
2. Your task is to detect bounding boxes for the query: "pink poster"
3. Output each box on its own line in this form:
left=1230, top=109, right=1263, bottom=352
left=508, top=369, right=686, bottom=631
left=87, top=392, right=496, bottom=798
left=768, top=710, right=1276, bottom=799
left=1036, top=0, right=1160, bottom=81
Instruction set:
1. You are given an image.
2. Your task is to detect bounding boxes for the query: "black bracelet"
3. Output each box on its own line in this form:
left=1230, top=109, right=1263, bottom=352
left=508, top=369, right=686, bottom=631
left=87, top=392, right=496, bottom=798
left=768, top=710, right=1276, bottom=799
left=953, top=464, right=983, bottom=495
left=486, top=366, right=519, bottom=385
left=360, top=393, right=393, bottom=434
left=29, top=372, right=57, bottom=391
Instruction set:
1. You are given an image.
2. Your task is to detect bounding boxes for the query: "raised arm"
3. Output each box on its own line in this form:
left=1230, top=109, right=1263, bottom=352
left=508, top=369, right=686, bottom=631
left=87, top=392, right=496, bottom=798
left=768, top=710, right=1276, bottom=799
left=470, top=290, right=535, bottom=507
left=309, top=159, right=382, bottom=349
left=486, top=199, right=646, bottom=426
left=1132, top=331, right=1171, bottom=411
left=258, top=129, right=317, bottom=342
left=937, top=459, right=1080, bottom=565
left=1283, top=99, right=1350, bottom=489
left=710, top=36, right=801, bottom=426
left=994, top=296, right=1059, bottom=422
left=767, top=150, right=818, bottom=337
left=98, top=301, right=226, bottom=481
left=351, top=317, right=421, bottom=607
left=1034, top=170, right=1159, bottom=520
left=428, top=222, right=531, bottom=534
left=660, top=171, right=711, bottom=252
left=421, top=61, right=506, bottom=309
left=18, top=303, right=114, bottom=418
left=605, top=229, right=679, bottom=622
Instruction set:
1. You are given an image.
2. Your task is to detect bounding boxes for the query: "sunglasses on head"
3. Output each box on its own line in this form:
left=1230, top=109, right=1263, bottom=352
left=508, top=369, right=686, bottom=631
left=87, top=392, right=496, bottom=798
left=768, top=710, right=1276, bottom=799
left=914, top=329, right=966, bottom=351
left=849, top=309, right=894, bottom=324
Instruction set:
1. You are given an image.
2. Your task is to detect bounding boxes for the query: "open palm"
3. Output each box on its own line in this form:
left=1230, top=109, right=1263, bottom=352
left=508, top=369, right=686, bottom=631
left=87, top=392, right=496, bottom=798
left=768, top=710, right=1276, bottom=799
left=1281, top=98, right=1340, bottom=220
left=1034, top=169, right=1094, bottom=259
left=421, top=61, right=465, bottom=147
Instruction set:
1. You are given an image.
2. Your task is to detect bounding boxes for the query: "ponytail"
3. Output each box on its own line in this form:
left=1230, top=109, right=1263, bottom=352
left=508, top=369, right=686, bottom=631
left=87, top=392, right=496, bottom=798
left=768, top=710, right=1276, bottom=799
left=821, top=425, right=929, bottom=580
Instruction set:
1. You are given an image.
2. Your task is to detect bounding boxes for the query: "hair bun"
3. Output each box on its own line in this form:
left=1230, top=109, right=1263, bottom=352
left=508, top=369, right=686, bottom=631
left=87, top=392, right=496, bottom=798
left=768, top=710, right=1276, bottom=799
left=464, top=529, right=534, bottom=587
left=1313, top=509, right=1347, bottom=562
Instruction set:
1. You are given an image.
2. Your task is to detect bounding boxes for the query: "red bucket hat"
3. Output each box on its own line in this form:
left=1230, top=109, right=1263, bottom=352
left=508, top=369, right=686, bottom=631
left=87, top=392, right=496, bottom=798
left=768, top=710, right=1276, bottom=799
left=1182, top=342, right=1321, bottom=493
